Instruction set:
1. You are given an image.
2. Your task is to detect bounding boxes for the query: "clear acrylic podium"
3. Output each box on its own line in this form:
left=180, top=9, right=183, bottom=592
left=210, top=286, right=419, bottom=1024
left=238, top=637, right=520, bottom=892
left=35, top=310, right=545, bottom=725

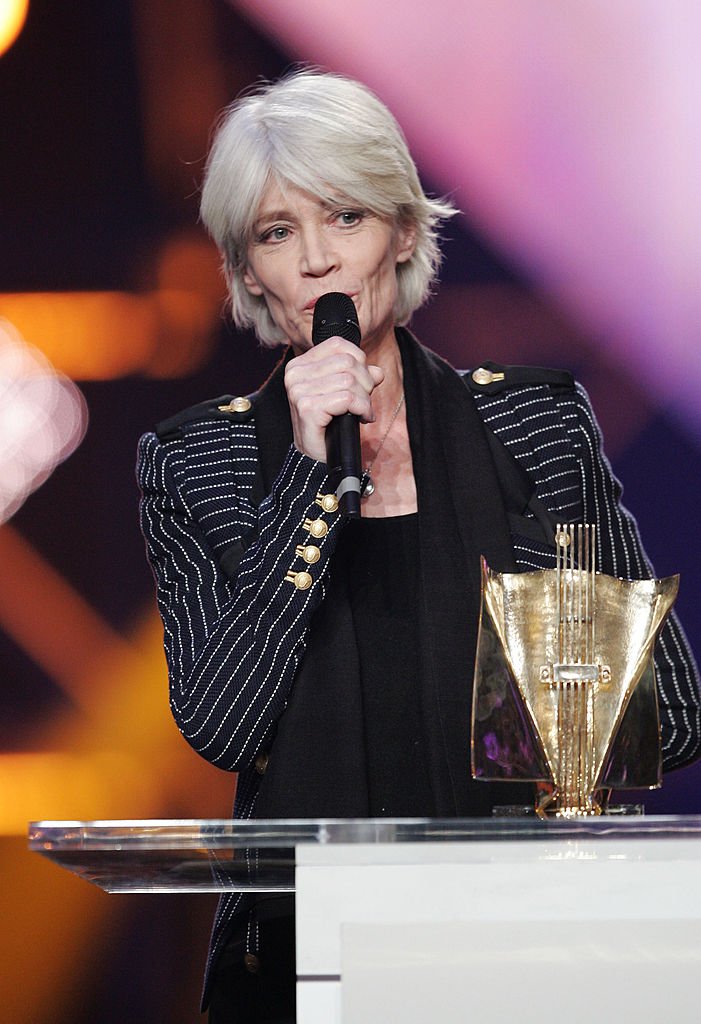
left=29, top=816, right=701, bottom=1023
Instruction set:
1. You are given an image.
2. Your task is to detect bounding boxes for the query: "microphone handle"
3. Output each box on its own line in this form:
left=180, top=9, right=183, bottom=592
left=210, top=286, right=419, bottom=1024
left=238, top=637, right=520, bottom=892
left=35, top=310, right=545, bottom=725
left=311, top=292, right=363, bottom=518
left=326, top=411, right=362, bottom=519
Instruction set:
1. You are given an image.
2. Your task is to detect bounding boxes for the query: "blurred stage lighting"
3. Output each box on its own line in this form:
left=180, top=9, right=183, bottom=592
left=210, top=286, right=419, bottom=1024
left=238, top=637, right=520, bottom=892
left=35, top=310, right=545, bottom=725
left=0, top=0, right=28, bottom=57
left=0, top=318, right=87, bottom=525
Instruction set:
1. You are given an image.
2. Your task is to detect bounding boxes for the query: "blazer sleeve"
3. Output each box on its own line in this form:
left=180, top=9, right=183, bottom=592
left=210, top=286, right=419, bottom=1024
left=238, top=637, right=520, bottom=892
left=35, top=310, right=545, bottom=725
left=137, top=429, right=344, bottom=772
left=574, top=383, right=701, bottom=770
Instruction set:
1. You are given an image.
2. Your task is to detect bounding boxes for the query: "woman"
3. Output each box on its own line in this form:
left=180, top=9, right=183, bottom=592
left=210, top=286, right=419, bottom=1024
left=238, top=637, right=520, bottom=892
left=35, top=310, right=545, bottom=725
left=138, top=70, right=701, bottom=1021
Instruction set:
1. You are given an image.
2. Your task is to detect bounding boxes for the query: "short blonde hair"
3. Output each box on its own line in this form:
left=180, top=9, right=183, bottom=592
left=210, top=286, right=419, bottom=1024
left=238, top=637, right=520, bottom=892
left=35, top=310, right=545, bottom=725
left=200, top=69, right=457, bottom=347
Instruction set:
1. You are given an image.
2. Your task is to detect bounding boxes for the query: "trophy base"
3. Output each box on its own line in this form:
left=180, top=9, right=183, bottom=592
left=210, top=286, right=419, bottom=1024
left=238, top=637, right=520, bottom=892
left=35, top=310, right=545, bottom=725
left=492, top=803, right=645, bottom=818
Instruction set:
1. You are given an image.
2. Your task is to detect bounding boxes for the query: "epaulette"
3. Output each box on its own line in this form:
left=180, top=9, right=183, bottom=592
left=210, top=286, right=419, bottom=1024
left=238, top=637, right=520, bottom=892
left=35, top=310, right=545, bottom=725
left=155, top=392, right=257, bottom=441
left=462, top=361, right=575, bottom=396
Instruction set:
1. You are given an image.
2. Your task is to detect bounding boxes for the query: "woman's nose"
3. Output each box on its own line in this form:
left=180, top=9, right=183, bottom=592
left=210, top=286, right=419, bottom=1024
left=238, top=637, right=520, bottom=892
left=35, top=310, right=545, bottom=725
left=300, top=227, right=338, bottom=277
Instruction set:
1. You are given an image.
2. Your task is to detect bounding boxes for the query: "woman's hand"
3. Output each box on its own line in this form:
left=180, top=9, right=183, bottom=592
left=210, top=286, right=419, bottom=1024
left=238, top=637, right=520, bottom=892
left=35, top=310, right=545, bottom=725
left=284, top=337, right=385, bottom=463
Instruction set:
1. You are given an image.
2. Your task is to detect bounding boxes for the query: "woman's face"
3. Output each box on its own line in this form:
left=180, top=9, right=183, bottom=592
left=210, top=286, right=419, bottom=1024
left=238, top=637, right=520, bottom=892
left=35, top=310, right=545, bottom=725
left=242, top=181, right=415, bottom=355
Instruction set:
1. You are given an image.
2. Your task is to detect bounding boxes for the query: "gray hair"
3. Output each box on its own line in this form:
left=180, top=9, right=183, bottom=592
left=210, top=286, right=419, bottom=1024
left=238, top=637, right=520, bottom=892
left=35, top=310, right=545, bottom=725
left=200, top=69, right=457, bottom=347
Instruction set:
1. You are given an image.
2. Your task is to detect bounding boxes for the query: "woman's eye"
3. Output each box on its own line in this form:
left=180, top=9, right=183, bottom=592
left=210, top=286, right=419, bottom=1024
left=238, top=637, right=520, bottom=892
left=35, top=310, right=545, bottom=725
left=260, top=226, right=289, bottom=242
left=337, top=210, right=364, bottom=226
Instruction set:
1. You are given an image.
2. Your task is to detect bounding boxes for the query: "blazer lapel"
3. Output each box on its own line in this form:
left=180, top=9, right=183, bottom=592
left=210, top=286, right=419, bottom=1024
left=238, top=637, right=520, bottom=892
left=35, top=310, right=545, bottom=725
left=399, top=328, right=516, bottom=574
left=398, top=330, right=516, bottom=814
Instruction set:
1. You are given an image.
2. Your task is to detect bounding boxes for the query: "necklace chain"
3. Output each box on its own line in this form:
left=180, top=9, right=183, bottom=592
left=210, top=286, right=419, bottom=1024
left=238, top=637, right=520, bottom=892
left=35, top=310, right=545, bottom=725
left=361, top=392, right=405, bottom=498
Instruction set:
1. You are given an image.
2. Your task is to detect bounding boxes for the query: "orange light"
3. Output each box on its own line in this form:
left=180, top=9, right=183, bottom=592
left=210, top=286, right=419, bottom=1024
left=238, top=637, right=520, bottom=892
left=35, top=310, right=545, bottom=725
left=0, top=0, right=29, bottom=57
left=0, top=751, right=157, bottom=835
left=0, top=233, right=223, bottom=378
left=0, top=288, right=214, bottom=379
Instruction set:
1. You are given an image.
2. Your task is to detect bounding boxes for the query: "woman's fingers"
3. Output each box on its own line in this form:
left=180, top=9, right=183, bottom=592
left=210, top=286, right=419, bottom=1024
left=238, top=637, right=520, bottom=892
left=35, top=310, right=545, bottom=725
left=284, top=337, right=384, bottom=462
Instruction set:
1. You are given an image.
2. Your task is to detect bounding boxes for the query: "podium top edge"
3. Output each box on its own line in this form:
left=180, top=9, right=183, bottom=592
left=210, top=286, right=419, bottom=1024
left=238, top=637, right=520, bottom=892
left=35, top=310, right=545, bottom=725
left=27, top=815, right=701, bottom=851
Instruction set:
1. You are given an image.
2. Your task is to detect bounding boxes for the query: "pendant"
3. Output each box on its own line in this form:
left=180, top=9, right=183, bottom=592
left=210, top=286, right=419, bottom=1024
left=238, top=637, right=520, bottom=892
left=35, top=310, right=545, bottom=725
left=362, top=472, right=375, bottom=497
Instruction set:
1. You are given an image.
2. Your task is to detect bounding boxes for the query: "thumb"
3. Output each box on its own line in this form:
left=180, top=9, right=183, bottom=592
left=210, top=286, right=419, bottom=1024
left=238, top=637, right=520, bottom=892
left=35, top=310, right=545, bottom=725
left=368, top=365, right=385, bottom=387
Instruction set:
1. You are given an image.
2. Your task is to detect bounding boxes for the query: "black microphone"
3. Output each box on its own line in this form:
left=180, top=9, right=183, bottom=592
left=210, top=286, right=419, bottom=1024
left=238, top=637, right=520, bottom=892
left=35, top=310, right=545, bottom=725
left=312, top=292, right=362, bottom=518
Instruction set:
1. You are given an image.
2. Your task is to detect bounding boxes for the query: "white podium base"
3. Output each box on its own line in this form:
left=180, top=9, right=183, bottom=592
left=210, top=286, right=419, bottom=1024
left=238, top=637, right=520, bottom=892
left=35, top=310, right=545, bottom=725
left=295, top=838, right=701, bottom=1023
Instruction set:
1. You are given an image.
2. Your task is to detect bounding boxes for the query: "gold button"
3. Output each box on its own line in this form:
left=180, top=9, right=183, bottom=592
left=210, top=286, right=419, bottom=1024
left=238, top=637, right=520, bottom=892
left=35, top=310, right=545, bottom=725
left=304, top=518, right=328, bottom=538
left=285, top=569, right=313, bottom=590
left=218, top=396, right=252, bottom=413
left=316, top=492, right=339, bottom=513
left=296, top=544, right=320, bottom=564
left=295, top=571, right=312, bottom=590
left=471, top=368, right=504, bottom=386
left=244, top=953, right=260, bottom=974
left=254, top=752, right=269, bottom=775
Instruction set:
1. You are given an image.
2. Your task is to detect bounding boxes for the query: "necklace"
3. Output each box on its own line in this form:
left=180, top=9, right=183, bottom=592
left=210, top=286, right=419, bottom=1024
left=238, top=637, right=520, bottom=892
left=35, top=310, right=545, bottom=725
left=361, top=392, right=405, bottom=498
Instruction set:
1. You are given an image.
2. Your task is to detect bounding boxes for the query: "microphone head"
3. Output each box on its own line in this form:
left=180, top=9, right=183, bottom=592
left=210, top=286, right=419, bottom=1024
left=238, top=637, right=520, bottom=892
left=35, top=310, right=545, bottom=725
left=312, top=292, right=360, bottom=346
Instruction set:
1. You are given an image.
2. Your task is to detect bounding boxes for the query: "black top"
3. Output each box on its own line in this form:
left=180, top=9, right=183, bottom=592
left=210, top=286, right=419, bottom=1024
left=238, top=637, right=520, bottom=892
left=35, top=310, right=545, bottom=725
left=334, top=513, right=435, bottom=816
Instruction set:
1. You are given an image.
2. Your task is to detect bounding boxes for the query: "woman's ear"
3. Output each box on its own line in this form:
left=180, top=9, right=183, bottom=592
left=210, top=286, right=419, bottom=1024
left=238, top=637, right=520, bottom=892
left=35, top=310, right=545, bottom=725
left=242, top=265, right=264, bottom=296
left=395, top=221, right=417, bottom=265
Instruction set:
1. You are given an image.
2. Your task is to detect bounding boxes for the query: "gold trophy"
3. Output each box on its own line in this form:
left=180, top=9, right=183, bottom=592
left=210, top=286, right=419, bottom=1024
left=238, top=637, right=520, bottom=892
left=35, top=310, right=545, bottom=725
left=471, top=524, right=678, bottom=817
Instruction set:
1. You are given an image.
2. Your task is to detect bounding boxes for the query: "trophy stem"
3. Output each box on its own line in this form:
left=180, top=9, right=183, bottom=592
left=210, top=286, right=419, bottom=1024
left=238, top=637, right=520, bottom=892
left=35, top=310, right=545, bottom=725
left=550, top=525, right=601, bottom=817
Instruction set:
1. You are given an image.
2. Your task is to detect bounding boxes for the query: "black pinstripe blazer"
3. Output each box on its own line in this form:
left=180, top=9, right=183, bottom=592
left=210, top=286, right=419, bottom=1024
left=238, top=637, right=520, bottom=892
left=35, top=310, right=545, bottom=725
left=137, top=330, right=701, bottom=992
